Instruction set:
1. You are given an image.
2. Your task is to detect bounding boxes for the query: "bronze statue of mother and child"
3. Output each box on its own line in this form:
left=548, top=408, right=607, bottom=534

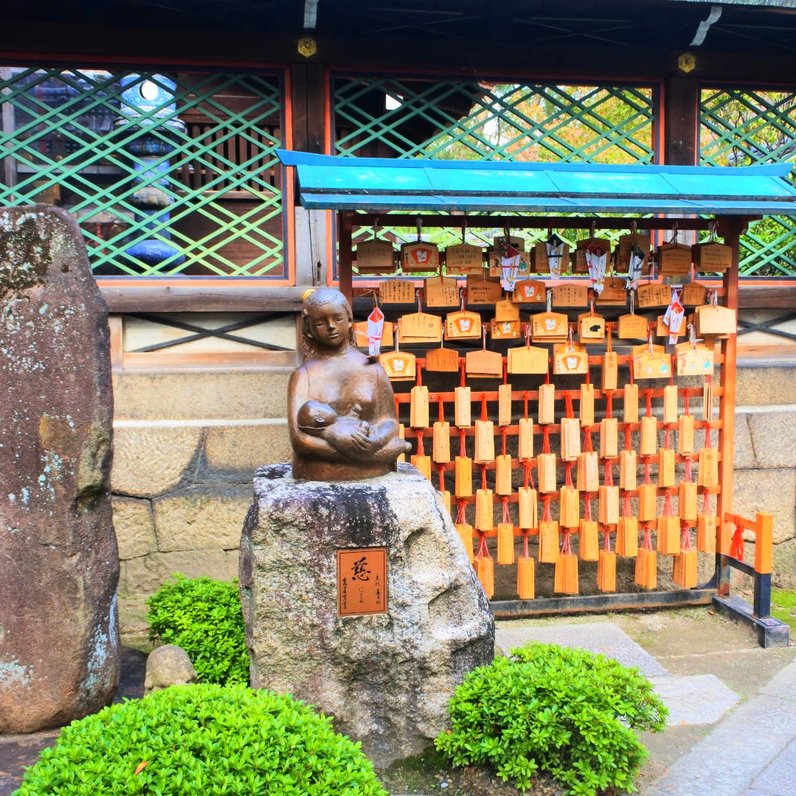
left=288, top=287, right=411, bottom=481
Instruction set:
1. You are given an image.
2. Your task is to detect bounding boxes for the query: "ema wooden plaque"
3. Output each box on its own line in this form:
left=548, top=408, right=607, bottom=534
left=444, top=242, right=484, bottom=275
left=355, top=239, right=395, bottom=274
left=337, top=547, right=388, bottom=616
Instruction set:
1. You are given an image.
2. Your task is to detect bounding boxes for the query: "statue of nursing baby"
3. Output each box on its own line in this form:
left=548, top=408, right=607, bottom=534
left=288, top=288, right=411, bottom=481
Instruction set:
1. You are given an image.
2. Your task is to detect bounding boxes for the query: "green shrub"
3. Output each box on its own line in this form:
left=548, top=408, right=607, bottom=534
left=146, top=574, right=248, bottom=685
left=15, top=684, right=387, bottom=796
left=435, top=642, right=668, bottom=795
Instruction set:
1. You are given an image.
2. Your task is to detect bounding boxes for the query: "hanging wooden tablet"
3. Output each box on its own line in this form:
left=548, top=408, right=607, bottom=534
left=662, top=385, right=678, bottom=424
left=497, top=522, right=515, bottom=565
left=554, top=543, right=579, bottom=594
left=560, top=416, right=582, bottom=463
left=676, top=342, right=715, bottom=377
left=596, top=276, right=628, bottom=306
left=678, top=415, right=695, bottom=455
left=454, top=386, right=472, bottom=427
left=380, top=351, right=417, bottom=381
left=658, top=448, right=676, bottom=488
left=620, top=450, right=637, bottom=491
left=491, top=318, right=521, bottom=340
left=475, top=553, right=494, bottom=599
left=657, top=241, right=692, bottom=276
left=401, top=240, right=439, bottom=273
left=498, top=383, right=513, bottom=426
left=379, top=279, right=416, bottom=304
left=638, top=484, right=657, bottom=522
left=616, top=516, right=638, bottom=557
left=440, top=489, right=452, bottom=515
left=695, top=304, right=736, bottom=337
left=656, top=314, right=686, bottom=340
left=466, top=274, right=503, bottom=305
left=475, top=488, right=494, bottom=531
left=673, top=547, right=699, bottom=589
left=445, top=309, right=482, bottom=340
left=456, top=523, right=474, bottom=563
left=703, top=381, right=714, bottom=421
left=679, top=481, right=697, bottom=522
left=400, top=311, right=442, bottom=344
left=636, top=283, right=671, bottom=309
left=531, top=311, right=569, bottom=342
left=578, top=310, right=606, bottom=343
left=518, top=417, right=534, bottom=461
left=538, top=520, right=560, bottom=563
left=599, top=418, right=618, bottom=459
left=697, top=513, right=717, bottom=554
left=512, top=279, right=547, bottom=304
left=624, top=384, right=639, bottom=424
left=577, top=451, right=599, bottom=492
left=411, top=451, right=432, bottom=480
left=517, top=555, right=535, bottom=599
left=424, top=275, right=460, bottom=308
left=355, top=320, right=395, bottom=350
left=682, top=281, right=708, bottom=307
left=531, top=239, right=569, bottom=273
left=410, top=385, right=430, bottom=428
left=598, top=486, right=619, bottom=525
left=508, top=343, right=549, bottom=375
left=615, top=232, right=651, bottom=273
left=474, top=420, right=496, bottom=464
left=580, top=383, right=595, bottom=426
left=553, top=343, right=589, bottom=376
left=538, top=383, right=556, bottom=425
left=537, top=453, right=557, bottom=493
left=495, top=454, right=513, bottom=495
left=454, top=456, right=473, bottom=498
left=551, top=283, right=589, bottom=308
left=518, top=487, right=538, bottom=529
left=633, top=342, right=672, bottom=380
left=466, top=349, right=503, bottom=378
left=597, top=547, right=617, bottom=592
left=635, top=547, right=657, bottom=589
left=697, top=447, right=719, bottom=487
left=432, top=421, right=451, bottom=463
left=355, top=239, right=395, bottom=274
left=573, top=237, right=611, bottom=274
left=692, top=241, right=732, bottom=273
left=559, top=486, right=580, bottom=528
left=397, top=424, right=406, bottom=464
left=494, top=298, right=520, bottom=322
left=618, top=311, right=649, bottom=340
left=603, top=351, right=618, bottom=391
left=640, top=416, right=658, bottom=456
left=657, top=515, right=680, bottom=555
left=579, top=520, right=599, bottom=561
left=444, top=242, right=484, bottom=276
left=425, top=346, right=460, bottom=372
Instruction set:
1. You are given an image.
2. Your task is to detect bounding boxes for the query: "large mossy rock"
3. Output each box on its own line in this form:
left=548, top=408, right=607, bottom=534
left=0, top=206, right=119, bottom=732
left=240, top=463, right=494, bottom=766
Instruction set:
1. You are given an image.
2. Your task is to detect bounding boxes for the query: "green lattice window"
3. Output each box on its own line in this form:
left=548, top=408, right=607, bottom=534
left=333, top=76, right=656, bottom=261
left=701, top=87, right=796, bottom=277
left=0, top=67, right=286, bottom=278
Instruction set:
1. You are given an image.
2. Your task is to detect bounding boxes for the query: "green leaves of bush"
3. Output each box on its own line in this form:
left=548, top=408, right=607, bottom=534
left=146, top=574, right=249, bottom=686
left=15, top=684, right=387, bottom=795
left=435, top=642, right=668, bottom=795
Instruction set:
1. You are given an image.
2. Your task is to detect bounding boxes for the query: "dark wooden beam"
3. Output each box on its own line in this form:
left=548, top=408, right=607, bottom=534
left=664, top=77, right=699, bottom=166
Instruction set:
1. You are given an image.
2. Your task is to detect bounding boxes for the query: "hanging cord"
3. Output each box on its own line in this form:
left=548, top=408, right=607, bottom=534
left=730, top=522, right=745, bottom=562
left=681, top=520, right=692, bottom=551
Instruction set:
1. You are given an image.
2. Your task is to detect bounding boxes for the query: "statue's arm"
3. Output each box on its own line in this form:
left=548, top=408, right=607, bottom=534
left=288, top=367, right=344, bottom=462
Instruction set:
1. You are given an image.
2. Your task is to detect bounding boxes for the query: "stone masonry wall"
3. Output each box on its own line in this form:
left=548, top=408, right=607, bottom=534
left=110, top=366, right=796, bottom=602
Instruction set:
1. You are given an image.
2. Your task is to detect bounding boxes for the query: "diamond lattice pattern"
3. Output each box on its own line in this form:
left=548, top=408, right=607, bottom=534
left=0, top=68, right=285, bottom=277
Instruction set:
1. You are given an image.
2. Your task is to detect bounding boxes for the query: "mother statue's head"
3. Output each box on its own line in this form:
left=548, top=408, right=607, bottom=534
left=301, top=287, right=356, bottom=353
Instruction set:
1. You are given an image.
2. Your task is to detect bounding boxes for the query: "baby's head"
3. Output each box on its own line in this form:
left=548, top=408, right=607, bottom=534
left=297, top=400, right=337, bottom=432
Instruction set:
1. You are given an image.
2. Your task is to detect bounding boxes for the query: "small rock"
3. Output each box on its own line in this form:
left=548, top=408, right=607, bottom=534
left=144, top=645, right=197, bottom=694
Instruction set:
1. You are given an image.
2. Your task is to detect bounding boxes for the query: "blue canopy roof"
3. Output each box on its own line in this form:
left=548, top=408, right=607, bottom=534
left=277, top=150, right=796, bottom=216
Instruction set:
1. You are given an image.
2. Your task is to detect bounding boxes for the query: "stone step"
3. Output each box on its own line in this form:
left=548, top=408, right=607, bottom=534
left=112, top=367, right=292, bottom=420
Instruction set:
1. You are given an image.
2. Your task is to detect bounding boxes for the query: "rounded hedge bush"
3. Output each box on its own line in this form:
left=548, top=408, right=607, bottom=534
left=146, top=574, right=249, bottom=685
left=15, top=684, right=387, bottom=795
left=435, top=642, right=668, bottom=795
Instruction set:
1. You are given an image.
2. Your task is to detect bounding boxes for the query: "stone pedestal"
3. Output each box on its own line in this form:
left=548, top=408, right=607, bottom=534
left=239, top=463, right=494, bottom=766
